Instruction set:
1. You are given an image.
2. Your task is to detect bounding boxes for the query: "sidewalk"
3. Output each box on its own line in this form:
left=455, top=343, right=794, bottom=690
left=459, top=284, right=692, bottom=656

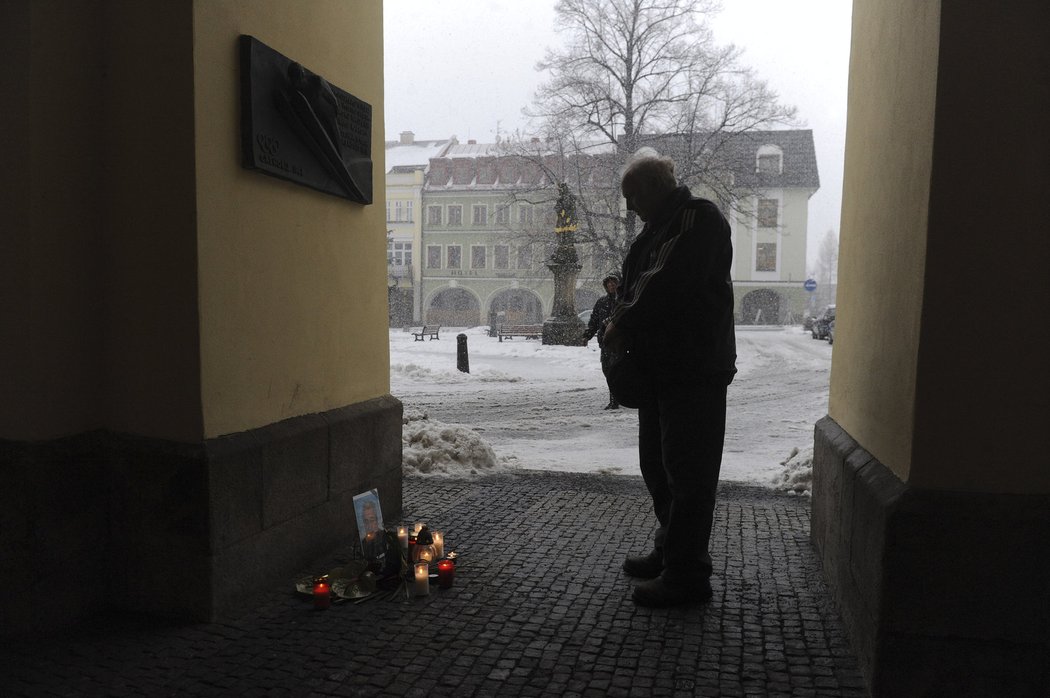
left=0, top=472, right=868, bottom=697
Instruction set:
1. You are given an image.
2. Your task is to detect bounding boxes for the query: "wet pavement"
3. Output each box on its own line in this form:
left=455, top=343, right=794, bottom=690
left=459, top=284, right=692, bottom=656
left=0, top=471, right=868, bottom=697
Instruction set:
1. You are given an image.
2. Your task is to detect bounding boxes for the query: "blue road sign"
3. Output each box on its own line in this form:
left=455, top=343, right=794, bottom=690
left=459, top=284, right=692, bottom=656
left=804, top=278, right=817, bottom=292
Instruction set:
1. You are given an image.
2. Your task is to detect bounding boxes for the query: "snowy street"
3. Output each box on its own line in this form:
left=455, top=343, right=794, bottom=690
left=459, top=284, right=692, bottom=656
left=390, top=325, right=831, bottom=488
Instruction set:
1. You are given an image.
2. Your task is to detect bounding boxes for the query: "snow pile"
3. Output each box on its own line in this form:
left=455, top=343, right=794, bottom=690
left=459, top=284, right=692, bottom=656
left=391, top=362, right=522, bottom=384
left=771, top=446, right=813, bottom=495
left=401, top=408, right=513, bottom=477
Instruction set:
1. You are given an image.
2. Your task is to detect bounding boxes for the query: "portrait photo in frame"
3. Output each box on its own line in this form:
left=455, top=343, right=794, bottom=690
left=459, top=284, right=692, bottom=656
left=352, top=489, right=387, bottom=560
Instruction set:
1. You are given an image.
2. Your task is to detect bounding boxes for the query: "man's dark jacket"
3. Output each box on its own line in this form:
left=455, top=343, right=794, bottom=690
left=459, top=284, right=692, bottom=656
left=609, top=186, right=736, bottom=378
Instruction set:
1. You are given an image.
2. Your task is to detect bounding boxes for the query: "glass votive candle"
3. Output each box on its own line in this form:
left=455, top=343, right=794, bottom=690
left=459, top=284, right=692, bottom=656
left=431, top=531, right=444, bottom=559
left=313, top=576, right=331, bottom=610
left=397, top=526, right=409, bottom=551
left=437, top=559, right=455, bottom=589
left=414, top=561, right=430, bottom=596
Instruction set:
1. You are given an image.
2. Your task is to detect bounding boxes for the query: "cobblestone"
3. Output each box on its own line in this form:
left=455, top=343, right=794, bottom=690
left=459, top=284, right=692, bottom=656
left=0, top=472, right=868, bottom=697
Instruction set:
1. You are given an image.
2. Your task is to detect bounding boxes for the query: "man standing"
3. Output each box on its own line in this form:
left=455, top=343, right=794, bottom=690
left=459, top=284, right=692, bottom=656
left=582, top=273, right=621, bottom=410
left=603, top=152, right=736, bottom=607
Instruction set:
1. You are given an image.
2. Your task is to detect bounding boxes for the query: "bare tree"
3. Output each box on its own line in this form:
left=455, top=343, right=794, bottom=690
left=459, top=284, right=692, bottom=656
left=523, top=0, right=798, bottom=261
left=495, top=133, right=629, bottom=276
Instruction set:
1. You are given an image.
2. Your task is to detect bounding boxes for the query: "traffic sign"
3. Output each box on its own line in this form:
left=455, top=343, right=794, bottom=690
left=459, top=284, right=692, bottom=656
left=803, top=278, right=817, bottom=292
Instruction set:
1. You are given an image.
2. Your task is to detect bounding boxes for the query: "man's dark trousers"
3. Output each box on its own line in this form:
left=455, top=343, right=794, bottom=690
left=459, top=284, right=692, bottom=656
left=637, top=373, right=729, bottom=581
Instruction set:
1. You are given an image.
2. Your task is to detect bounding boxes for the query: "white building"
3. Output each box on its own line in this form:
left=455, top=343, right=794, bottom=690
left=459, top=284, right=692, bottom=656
left=383, top=132, right=453, bottom=324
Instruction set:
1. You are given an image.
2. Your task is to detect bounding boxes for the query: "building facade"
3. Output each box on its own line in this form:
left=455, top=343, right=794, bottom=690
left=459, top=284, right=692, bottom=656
left=416, top=132, right=818, bottom=327
left=384, top=132, right=453, bottom=324
left=419, top=142, right=610, bottom=327
left=723, top=131, right=820, bottom=324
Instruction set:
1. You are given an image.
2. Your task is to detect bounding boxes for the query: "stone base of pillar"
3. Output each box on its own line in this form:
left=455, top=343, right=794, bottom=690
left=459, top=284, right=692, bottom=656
left=811, top=416, right=1050, bottom=697
left=0, top=396, right=403, bottom=636
left=542, top=317, right=587, bottom=346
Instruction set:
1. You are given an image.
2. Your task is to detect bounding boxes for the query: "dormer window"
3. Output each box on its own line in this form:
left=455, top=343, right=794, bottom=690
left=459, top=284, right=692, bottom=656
left=756, top=144, right=783, bottom=175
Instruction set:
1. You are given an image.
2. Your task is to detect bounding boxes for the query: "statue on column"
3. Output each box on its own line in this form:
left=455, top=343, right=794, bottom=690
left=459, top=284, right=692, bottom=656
left=542, top=183, right=586, bottom=345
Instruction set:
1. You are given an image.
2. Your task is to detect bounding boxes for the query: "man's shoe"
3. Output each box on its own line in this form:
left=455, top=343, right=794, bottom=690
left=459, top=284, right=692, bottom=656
left=622, top=550, right=663, bottom=578
left=632, top=574, right=713, bottom=608
left=604, top=401, right=620, bottom=410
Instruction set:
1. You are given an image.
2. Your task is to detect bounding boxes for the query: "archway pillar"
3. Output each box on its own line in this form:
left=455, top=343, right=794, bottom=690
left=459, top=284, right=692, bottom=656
left=1, top=0, right=399, bottom=635
left=812, top=0, right=1050, bottom=694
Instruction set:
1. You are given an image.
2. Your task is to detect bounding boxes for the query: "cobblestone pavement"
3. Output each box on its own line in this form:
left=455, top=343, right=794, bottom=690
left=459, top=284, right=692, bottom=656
left=0, top=472, right=868, bottom=697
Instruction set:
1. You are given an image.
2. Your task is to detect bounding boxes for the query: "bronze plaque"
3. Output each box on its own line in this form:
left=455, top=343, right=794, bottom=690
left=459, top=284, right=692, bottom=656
left=240, top=35, right=373, bottom=204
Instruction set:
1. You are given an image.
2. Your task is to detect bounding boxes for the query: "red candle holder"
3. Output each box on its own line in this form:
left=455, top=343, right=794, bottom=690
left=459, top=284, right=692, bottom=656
left=437, top=559, right=455, bottom=589
left=313, top=575, right=331, bottom=610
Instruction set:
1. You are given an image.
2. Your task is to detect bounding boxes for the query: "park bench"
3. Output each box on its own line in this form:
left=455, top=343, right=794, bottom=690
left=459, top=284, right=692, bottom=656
left=412, top=325, right=441, bottom=341
left=497, top=324, right=544, bottom=342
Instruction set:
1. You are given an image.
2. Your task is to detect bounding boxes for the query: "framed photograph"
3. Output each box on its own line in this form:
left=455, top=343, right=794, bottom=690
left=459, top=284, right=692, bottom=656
left=352, top=489, right=387, bottom=559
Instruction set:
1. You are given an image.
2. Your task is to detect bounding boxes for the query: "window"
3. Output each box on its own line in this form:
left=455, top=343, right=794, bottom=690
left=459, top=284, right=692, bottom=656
left=758, top=199, right=778, bottom=228
left=496, top=205, right=509, bottom=225
left=427, top=206, right=442, bottom=225
left=386, top=201, right=391, bottom=222
left=447, top=245, right=462, bottom=269
left=494, top=245, right=509, bottom=270
left=472, top=205, right=487, bottom=226
left=387, top=240, right=412, bottom=266
left=756, top=144, right=784, bottom=175
left=518, top=204, right=533, bottom=225
left=756, top=242, right=777, bottom=272
left=757, top=154, right=780, bottom=174
left=448, top=205, right=462, bottom=226
left=405, top=201, right=414, bottom=223
left=395, top=201, right=403, bottom=222
left=471, top=245, right=486, bottom=269
left=517, top=244, right=533, bottom=269
left=426, top=245, right=442, bottom=269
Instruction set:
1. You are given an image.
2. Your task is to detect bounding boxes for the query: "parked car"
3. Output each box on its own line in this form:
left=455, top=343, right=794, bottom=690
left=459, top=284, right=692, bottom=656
left=802, top=315, right=815, bottom=332
left=827, top=320, right=835, bottom=345
left=811, top=305, right=835, bottom=340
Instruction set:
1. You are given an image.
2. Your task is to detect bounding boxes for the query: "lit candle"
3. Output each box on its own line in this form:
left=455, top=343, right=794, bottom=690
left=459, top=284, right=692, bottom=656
left=437, top=559, right=455, bottom=589
left=413, top=522, right=424, bottom=535
left=397, top=526, right=409, bottom=551
left=431, top=531, right=444, bottom=559
left=313, top=576, right=331, bottom=610
left=414, top=561, right=430, bottom=596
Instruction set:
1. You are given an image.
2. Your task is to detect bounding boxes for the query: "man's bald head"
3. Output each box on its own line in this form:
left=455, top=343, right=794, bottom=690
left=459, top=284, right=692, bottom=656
left=621, top=152, right=677, bottom=222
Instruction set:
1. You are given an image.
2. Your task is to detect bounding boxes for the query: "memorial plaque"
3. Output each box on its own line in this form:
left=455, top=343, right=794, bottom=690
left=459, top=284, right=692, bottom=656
left=240, top=35, right=373, bottom=204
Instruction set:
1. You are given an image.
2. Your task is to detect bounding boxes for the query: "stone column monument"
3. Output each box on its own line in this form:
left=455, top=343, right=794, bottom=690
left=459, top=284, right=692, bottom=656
left=542, top=183, right=586, bottom=345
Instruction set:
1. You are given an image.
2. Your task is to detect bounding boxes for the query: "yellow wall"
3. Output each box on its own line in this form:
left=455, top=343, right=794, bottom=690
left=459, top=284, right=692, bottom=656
left=0, top=1, right=203, bottom=441
left=2, top=0, right=387, bottom=442
left=828, top=0, right=940, bottom=481
left=1, top=1, right=106, bottom=440
left=832, top=0, right=1049, bottom=493
left=910, top=0, right=1050, bottom=492
left=104, top=1, right=203, bottom=442
left=193, top=0, right=388, bottom=437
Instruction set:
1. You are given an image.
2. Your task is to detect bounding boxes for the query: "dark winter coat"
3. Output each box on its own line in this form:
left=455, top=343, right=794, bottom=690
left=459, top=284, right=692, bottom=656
left=609, top=185, right=737, bottom=379
left=584, top=293, right=617, bottom=347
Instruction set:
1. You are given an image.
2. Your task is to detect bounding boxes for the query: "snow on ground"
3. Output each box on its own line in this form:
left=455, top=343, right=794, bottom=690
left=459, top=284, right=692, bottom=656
left=390, top=325, right=832, bottom=491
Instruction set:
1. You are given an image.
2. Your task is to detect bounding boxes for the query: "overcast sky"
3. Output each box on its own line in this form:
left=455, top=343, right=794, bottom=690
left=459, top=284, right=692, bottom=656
left=383, top=0, right=853, bottom=269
